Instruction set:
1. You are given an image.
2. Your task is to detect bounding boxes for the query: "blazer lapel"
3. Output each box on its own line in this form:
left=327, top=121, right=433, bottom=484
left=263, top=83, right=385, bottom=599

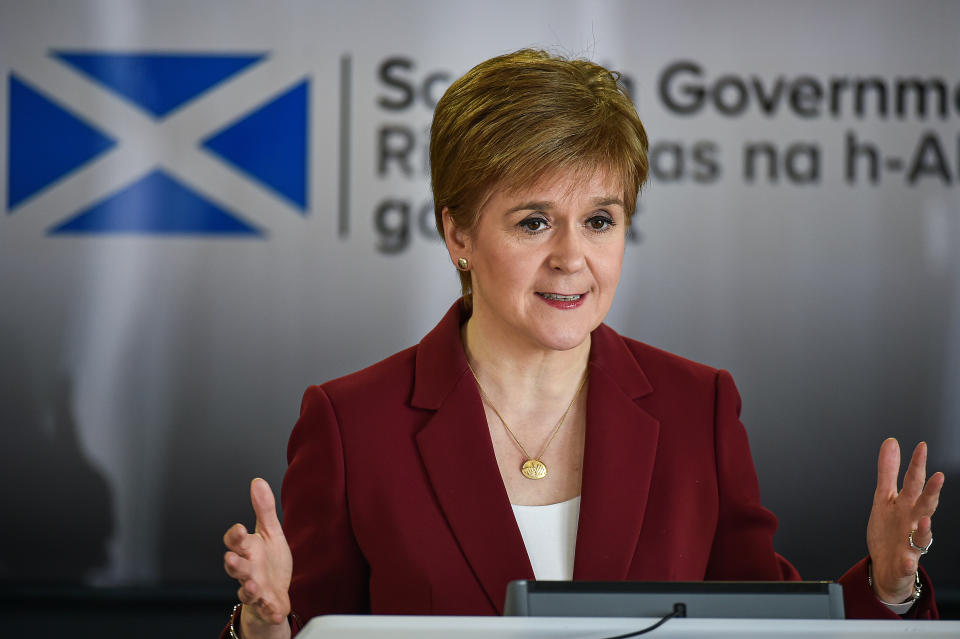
left=574, top=324, right=660, bottom=581
left=412, top=303, right=533, bottom=613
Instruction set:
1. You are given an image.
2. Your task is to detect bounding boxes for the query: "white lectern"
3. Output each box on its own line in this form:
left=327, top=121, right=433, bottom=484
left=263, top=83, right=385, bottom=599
left=301, top=615, right=960, bottom=639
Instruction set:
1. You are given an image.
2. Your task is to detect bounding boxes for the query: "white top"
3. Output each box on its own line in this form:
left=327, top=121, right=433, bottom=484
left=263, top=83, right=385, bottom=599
left=510, top=496, right=581, bottom=580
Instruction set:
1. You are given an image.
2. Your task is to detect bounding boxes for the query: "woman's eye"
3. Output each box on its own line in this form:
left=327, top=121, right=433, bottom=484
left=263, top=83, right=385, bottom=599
left=587, top=215, right=615, bottom=231
left=520, top=218, right=548, bottom=232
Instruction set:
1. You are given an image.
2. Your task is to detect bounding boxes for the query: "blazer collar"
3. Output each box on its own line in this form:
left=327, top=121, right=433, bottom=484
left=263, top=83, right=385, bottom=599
left=411, top=301, right=655, bottom=407
left=411, top=300, right=472, bottom=410
left=413, top=302, right=660, bottom=609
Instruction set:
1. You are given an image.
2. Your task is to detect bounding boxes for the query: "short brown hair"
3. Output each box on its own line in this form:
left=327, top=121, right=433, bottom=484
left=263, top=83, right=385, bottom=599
left=431, top=49, right=649, bottom=307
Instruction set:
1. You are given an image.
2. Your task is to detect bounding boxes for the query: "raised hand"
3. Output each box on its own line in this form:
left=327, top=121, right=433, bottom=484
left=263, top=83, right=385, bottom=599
left=224, top=478, right=293, bottom=639
left=867, top=439, right=944, bottom=603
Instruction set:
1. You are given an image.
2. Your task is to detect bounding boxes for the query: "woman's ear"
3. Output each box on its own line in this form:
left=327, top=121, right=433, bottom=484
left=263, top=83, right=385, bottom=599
left=441, top=207, right=471, bottom=262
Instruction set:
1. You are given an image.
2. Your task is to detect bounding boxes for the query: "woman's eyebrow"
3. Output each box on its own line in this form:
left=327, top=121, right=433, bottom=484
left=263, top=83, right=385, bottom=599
left=506, top=201, right=554, bottom=214
left=592, top=197, right=625, bottom=208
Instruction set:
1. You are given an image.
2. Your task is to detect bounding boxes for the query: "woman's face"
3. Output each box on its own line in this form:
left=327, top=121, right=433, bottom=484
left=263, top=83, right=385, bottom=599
left=449, top=166, right=627, bottom=353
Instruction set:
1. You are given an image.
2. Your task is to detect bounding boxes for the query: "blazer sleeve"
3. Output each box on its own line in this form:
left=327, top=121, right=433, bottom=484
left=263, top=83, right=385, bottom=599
left=283, top=385, right=370, bottom=630
left=705, top=370, right=938, bottom=619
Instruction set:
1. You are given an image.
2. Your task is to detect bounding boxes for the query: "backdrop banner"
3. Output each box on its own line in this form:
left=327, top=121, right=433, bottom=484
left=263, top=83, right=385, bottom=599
left=0, top=0, right=957, bottom=590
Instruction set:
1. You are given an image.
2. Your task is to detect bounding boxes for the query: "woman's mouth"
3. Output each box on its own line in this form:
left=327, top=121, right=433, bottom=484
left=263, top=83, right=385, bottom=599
left=536, top=292, right=586, bottom=309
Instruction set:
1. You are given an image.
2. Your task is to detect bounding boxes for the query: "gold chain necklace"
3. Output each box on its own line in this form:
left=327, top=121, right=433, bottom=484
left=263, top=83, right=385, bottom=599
left=468, top=364, right=588, bottom=480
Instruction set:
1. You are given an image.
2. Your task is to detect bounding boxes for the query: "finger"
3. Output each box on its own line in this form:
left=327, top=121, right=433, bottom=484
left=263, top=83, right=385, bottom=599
left=911, top=515, right=933, bottom=548
left=914, top=471, right=945, bottom=518
left=875, top=438, right=900, bottom=500
left=239, top=583, right=284, bottom=625
left=223, top=523, right=252, bottom=557
left=900, top=442, right=927, bottom=501
left=903, top=554, right=918, bottom=576
left=250, top=478, right=283, bottom=538
left=255, top=596, right=284, bottom=625
left=224, top=551, right=252, bottom=581
left=238, top=580, right=262, bottom=606
left=223, top=522, right=247, bottom=546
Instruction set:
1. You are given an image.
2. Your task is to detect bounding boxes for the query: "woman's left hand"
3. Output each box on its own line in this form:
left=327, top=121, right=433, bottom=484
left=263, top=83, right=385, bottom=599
left=866, top=438, right=944, bottom=603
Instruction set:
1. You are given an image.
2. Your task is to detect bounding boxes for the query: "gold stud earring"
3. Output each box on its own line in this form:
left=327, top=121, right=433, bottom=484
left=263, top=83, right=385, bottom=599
left=457, top=257, right=469, bottom=271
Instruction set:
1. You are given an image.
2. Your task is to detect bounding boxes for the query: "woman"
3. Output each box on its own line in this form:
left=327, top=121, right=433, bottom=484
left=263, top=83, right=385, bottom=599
left=222, top=49, right=944, bottom=638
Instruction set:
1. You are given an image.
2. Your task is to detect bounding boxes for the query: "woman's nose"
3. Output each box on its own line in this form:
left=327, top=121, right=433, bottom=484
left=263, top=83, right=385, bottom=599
left=548, top=225, right=586, bottom=273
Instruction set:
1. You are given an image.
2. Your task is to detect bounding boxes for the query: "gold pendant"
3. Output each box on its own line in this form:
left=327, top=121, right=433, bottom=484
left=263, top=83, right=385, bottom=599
left=521, top=459, right=547, bottom=480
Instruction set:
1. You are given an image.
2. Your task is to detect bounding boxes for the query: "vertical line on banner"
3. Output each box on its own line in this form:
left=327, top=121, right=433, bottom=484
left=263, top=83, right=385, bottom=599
left=338, top=54, right=352, bottom=237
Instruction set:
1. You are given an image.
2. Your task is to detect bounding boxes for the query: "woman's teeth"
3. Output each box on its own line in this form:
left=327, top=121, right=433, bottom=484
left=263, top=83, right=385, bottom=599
left=539, top=293, right=581, bottom=301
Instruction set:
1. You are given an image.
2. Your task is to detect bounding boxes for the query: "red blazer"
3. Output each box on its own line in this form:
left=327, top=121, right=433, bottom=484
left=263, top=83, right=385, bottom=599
left=278, top=301, right=936, bottom=630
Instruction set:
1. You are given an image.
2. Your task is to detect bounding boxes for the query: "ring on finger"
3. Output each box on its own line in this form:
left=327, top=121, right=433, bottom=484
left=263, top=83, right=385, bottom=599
left=908, top=529, right=933, bottom=555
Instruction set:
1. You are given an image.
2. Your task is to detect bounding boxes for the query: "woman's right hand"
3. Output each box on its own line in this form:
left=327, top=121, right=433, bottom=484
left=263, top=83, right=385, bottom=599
left=224, top=478, right=293, bottom=639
